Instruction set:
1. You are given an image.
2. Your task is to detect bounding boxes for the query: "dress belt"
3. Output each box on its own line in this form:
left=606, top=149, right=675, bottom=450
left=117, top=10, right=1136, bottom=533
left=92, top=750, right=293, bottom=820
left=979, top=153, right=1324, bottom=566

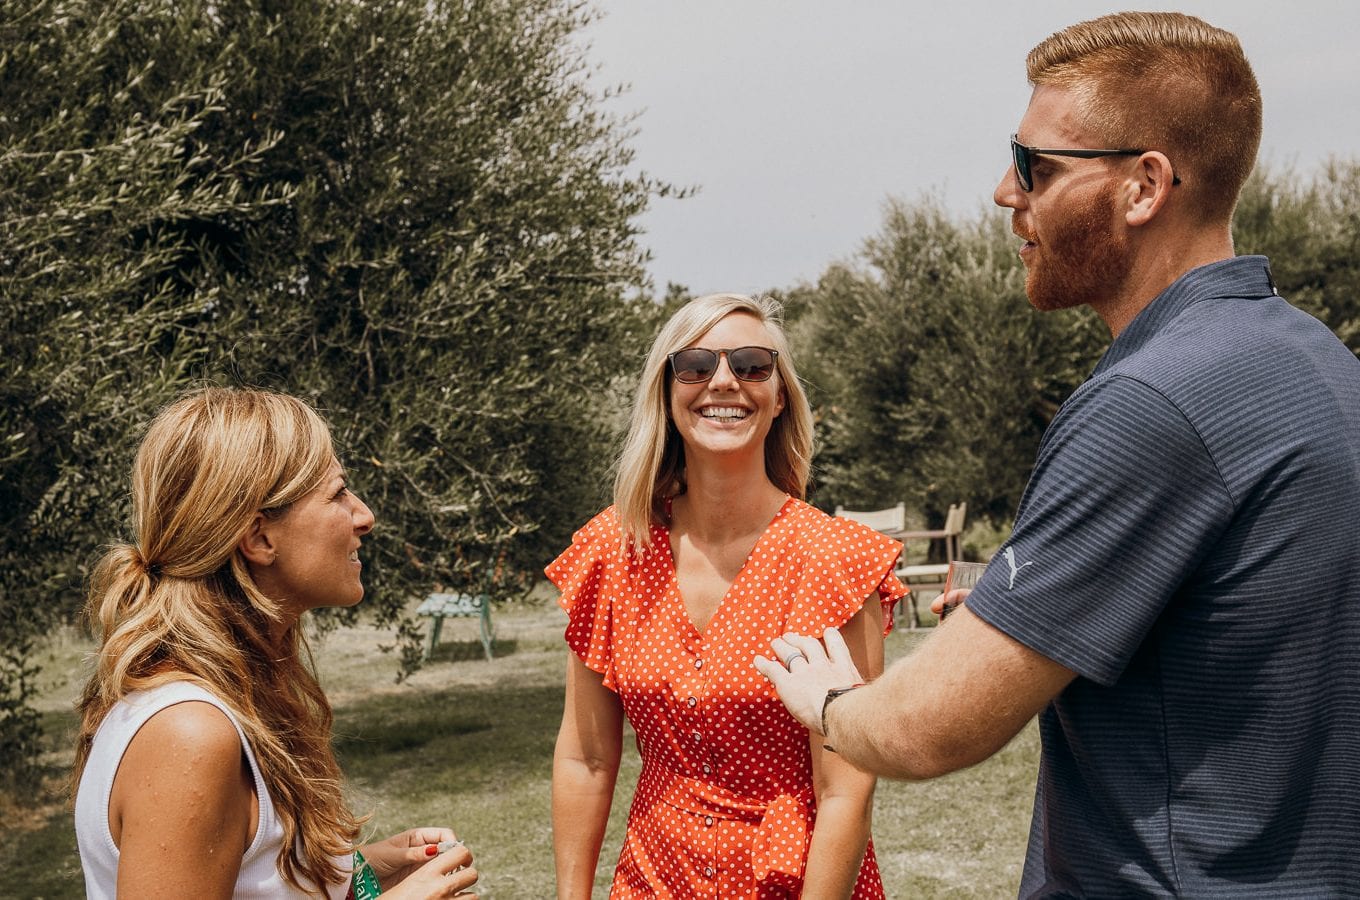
left=647, top=765, right=813, bottom=889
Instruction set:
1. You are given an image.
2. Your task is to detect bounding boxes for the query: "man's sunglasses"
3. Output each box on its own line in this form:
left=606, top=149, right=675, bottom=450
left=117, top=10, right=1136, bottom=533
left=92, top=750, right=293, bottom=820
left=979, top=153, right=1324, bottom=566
left=1010, top=134, right=1180, bottom=192
left=667, top=346, right=778, bottom=384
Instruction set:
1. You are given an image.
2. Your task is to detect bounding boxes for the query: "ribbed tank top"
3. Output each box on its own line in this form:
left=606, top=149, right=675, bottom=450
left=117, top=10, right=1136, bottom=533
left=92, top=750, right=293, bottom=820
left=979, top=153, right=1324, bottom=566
left=74, top=681, right=348, bottom=898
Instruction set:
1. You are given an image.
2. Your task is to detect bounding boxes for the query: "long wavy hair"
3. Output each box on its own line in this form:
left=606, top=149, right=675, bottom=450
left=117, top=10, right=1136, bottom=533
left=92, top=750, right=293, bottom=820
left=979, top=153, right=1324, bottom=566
left=613, top=293, right=814, bottom=550
left=73, top=387, right=363, bottom=894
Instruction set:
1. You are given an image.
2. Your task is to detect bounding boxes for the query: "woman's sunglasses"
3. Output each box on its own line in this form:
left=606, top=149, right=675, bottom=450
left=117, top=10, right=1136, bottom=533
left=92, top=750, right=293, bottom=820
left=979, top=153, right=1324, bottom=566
left=667, top=346, right=778, bottom=384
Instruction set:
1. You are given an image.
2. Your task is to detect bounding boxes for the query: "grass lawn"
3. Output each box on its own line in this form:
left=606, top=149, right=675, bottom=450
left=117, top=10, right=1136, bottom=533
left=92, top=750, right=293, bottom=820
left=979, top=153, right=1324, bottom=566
left=2, top=596, right=1035, bottom=898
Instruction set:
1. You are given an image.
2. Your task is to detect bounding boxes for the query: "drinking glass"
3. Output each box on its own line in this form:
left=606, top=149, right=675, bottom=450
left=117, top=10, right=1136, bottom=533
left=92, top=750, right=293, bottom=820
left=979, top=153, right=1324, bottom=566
left=939, top=561, right=988, bottom=621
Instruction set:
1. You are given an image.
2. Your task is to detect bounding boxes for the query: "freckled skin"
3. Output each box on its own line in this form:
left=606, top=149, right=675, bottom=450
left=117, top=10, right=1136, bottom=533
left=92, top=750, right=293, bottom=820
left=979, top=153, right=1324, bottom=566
left=111, top=701, right=256, bottom=898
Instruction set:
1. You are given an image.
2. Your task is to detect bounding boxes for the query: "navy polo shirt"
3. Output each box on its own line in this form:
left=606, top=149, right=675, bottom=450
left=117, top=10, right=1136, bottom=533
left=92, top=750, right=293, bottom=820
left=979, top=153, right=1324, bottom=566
left=965, top=256, right=1360, bottom=897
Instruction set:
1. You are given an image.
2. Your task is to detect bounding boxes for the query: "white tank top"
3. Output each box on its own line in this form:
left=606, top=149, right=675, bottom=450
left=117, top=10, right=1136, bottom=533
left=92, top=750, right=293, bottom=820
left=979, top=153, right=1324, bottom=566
left=74, top=681, right=349, bottom=899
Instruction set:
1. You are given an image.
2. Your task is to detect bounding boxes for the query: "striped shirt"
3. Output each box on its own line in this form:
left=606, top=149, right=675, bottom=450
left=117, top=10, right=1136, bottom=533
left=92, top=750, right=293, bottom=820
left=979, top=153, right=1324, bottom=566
left=966, top=256, right=1360, bottom=898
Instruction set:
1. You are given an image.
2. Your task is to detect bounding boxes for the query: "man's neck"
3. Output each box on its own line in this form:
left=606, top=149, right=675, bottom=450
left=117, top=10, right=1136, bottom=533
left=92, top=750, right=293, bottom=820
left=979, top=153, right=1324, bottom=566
left=1096, top=228, right=1236, bottom=337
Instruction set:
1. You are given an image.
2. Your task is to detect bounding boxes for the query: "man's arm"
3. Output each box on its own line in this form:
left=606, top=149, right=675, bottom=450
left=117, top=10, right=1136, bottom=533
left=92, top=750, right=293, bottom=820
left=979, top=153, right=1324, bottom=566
left=758, top=604, right=1076, bottom=780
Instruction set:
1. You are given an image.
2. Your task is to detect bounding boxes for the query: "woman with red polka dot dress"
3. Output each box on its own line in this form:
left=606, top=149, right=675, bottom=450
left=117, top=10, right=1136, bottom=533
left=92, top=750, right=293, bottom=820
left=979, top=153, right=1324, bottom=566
left=549, top=293, right=907, bottom=898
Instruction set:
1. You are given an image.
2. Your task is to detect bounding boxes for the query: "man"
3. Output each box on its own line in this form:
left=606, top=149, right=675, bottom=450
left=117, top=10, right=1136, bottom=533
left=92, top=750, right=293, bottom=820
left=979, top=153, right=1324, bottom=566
left=756, top=11, right=1360, bottom=897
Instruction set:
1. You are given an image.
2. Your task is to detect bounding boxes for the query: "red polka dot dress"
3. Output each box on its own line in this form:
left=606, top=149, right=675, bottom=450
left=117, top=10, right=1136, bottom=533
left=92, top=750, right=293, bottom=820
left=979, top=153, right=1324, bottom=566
left=547, top=497, right=908, bottom=898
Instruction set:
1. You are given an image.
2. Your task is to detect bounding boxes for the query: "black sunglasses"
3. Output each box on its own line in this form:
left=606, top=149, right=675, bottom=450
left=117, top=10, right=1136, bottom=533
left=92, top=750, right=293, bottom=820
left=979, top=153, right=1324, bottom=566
left=1010, top=134, right=1180, bottom=192
left=667, top=346, right=778, bottom=384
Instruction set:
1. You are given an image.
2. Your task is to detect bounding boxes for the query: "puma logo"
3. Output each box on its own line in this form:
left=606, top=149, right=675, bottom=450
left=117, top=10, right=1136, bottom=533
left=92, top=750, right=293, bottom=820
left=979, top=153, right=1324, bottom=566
left=1003, top=546, right=1034, bottom=590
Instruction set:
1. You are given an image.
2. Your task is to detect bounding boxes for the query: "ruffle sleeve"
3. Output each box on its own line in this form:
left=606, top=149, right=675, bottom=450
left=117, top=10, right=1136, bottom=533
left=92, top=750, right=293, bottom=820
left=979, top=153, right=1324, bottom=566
left=545, top=506, right=626, bottom=688
left=785, top=511, right=908, bottom=636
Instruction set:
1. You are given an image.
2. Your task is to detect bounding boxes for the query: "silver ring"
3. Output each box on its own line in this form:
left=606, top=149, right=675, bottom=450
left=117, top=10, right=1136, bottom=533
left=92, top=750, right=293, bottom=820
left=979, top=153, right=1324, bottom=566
left=781, top=649, right=807, bottom=668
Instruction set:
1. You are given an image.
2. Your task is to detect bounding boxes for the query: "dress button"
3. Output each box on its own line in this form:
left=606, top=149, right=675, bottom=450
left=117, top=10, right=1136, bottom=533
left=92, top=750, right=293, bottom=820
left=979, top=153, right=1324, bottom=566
left=694, top=658, right=703, bottom=670
left=704, top=815, right=714, bottom=827
left=692, top=731, right=702, bottom=742
left=687, top=696, right=697, bottom=708
left=704, top=866, right=714, bottom=877
left=702, top=764, right=711, bottom=774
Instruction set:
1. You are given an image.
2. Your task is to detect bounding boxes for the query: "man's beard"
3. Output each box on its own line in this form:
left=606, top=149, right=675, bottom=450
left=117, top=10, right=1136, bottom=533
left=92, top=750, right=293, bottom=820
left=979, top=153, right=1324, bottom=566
left=1024, top=184, right=1132, bottom=313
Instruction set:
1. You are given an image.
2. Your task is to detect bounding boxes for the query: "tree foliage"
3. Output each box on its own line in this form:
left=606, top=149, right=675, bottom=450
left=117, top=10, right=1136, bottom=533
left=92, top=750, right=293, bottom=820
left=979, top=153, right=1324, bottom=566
left=1, top=0, right=668, bottom=781
left=788, top=197, right=1105, bottom=530
left=790, top=161, right=1360, bottom=541
left=4, top=0, right=1356, bottom=786
left=1233, top=160, right=1360, bottom=353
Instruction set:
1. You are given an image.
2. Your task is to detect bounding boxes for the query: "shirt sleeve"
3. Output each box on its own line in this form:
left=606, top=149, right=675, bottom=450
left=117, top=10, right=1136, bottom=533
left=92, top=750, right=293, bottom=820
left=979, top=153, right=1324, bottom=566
left=785, top=517, right=908, bottom=636
left=545, top=507, right=624, bottom=688
left=965, top=375, right=1235, bottom=685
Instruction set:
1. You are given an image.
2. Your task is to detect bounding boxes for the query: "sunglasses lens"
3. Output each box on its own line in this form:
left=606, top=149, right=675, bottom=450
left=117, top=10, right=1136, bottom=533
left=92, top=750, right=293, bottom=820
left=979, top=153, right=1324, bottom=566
left=1011, top=136, right=1032, bottom=191
left=728, top=347, right=776, bottom=381
left=669, top=347, right=776, bottom=383
left=670, top=348, right=719, bottom=383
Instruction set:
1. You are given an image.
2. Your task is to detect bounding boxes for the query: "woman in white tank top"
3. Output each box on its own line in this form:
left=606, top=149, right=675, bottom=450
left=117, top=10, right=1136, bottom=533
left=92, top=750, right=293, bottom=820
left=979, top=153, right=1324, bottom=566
left=72, top=388, right=479, bottom=898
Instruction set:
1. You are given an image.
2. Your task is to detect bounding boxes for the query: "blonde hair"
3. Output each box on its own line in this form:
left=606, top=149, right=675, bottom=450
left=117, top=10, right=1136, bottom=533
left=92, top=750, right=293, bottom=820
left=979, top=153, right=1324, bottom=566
left=613, top=293, right=814, bottom=549
left=73, top=387, right=362, bottom=894
left=1028, top=11, right=1262, bottom=224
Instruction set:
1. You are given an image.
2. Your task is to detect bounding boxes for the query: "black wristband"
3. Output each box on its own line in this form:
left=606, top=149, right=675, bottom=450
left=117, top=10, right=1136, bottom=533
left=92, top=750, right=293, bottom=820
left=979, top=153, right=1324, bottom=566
left=820, top=683, right=865, bottom=752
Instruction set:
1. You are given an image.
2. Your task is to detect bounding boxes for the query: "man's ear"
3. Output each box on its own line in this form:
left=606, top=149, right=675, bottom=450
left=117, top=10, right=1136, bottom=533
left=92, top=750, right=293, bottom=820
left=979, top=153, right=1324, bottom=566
left=238, top=512, right=277, bottom=566
left=1125, top=151, right=1177, bottom=227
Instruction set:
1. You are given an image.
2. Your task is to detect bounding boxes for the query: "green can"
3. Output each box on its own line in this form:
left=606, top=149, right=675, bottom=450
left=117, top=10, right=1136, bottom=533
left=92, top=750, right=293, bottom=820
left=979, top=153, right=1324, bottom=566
left=351, top=849, right=383, bottom=899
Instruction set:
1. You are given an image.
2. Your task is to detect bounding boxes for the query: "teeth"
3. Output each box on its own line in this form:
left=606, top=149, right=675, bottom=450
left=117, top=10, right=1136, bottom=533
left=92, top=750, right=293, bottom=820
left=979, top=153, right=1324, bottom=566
left=701, top=407, right=748, bottom=421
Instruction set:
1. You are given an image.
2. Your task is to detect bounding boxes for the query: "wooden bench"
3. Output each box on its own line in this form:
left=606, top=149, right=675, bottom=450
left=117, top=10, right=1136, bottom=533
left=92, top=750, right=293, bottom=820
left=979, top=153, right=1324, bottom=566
left=417, top=592, right=494, bottom=661
left=833, top=501, right=906, bottom=534
left=894, top=503, right=968, bottom=628
left=836, top=502, right=969, bottom=628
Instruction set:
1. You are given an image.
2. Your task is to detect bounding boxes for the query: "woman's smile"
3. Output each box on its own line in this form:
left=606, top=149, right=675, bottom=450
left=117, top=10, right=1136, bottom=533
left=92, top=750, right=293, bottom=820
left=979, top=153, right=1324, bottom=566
left=698, top=404, right=751, bottom=423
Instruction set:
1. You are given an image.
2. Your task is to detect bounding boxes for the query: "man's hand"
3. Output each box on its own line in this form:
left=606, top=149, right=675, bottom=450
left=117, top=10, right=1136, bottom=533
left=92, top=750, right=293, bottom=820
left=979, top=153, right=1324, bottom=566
left=930, top=587, right=970, bottom=618
left=754, top=627, right=865, bottom=734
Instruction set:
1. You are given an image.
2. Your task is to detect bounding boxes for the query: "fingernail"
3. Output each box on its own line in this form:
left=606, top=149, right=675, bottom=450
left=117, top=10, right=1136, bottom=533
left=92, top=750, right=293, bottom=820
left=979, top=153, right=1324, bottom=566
left=425, top=844, right=438, bottom=857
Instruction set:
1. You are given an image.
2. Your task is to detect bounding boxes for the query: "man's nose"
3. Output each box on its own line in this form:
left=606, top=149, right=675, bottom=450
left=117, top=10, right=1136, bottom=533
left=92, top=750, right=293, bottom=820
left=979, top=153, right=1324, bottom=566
left=994, top=164, right=1025, bottom=209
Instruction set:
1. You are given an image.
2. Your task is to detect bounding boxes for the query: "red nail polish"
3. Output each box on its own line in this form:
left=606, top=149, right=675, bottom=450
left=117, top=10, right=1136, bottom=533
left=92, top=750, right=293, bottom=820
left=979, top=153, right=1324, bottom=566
left=425, top=844, right=438, bottom=857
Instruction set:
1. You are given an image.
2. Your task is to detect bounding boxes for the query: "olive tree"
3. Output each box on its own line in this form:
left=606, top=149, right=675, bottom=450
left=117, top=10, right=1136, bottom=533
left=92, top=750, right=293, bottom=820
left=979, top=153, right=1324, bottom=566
left=792, top=161, right=1360, bottom=549
left=1, top=0, right=670, bottom=781
left=788, top=197, right=1105, bottom=532
left=1234, top=161, right=1360, bottom=353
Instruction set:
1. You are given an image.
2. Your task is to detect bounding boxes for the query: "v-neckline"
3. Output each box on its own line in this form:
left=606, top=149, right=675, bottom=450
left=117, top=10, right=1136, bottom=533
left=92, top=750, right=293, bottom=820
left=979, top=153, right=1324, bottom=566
left=662, top=495, right=795, bottom=637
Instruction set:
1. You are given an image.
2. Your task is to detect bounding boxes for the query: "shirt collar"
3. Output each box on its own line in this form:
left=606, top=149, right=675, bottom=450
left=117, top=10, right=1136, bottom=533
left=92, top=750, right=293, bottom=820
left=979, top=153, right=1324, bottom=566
left=1093, top=255, right=1277, bottom=376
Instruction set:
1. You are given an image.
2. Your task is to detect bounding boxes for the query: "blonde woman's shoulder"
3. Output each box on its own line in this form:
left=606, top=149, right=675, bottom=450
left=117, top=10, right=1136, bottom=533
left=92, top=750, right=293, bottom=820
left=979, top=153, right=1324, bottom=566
left=110, top=699, right=257, bottom=892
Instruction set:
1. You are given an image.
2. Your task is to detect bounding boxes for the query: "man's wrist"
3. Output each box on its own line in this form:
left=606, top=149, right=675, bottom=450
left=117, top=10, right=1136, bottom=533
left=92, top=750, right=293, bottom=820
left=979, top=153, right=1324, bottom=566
left=820, top=683, right=866, bottom=751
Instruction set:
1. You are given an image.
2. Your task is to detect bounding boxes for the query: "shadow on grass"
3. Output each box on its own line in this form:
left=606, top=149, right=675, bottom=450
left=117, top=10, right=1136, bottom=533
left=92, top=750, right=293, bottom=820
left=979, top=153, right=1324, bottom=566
left=424, top=637, right=520, bottom=663
left=5, top=680, right=568, bottom=898
left=0, top=707, right=85, bottom=896
left=334, top=712, right=494, bottom=757
left=39, top=706, right=80, bottom=750
left=332, top=682, right=562, bottom=792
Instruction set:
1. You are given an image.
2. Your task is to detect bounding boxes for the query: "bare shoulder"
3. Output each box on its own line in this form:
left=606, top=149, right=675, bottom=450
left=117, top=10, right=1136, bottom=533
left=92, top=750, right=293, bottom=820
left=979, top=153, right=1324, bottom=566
left=111, top=699, right=254, bottom=853
left=127, top=699, right=244, bottom=767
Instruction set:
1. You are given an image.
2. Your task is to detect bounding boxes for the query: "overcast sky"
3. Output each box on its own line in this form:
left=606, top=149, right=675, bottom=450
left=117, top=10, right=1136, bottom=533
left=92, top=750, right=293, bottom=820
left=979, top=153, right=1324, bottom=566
left=580, top=1, right=1360, bottom=296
